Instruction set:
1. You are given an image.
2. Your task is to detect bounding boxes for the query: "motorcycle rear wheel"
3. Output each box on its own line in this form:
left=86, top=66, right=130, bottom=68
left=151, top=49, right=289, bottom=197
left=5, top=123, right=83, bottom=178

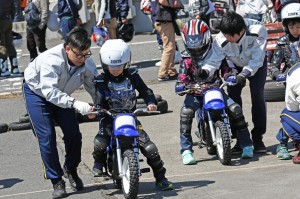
left=215, top=120, right=231, bottom=165
left=121, top=149, right=139, bottom=199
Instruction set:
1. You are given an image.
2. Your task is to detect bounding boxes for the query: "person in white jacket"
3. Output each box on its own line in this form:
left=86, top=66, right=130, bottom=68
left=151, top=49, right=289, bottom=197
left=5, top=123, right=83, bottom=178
left=275, top=60, right=300, bottom=163
left=195, top=11, right=268, bottom=154
left=23, top=26, right=99, bottom=199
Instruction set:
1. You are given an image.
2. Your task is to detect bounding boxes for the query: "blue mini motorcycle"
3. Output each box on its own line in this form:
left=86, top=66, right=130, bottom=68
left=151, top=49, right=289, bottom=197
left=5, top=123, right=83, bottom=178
left=93, top=108, right=158, bottom=199
left=181, top=81, right=233, bottom=165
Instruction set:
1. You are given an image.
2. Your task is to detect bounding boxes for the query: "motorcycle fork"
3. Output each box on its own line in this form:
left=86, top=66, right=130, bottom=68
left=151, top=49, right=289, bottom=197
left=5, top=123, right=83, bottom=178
left=221, top=110, right=232, bottom=144
left=115, top=137, right=124, bottom=177
left=133, top=138, right=141, bottom=177
left=206, top=111, right=217, bottom=146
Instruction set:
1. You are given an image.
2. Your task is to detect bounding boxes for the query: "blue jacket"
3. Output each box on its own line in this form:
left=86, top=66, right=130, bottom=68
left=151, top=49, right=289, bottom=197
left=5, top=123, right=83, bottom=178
left=57, top=0, right=80, bottom=19
left=116, top=0, right=129, bottom=18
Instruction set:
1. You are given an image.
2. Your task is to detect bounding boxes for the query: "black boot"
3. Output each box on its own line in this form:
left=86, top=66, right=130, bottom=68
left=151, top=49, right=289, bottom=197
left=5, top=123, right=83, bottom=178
left=52, top=179, right=67, bottom=199
left=63, top=167, right=84, bottom=191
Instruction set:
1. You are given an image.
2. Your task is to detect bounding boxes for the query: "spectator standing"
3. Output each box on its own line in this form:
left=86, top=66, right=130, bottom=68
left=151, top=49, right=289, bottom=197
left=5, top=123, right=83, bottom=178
left=201, top=11, right=268, bottom=153
left=23, top=26, right=98, bottom=198
left=14, top=0, right=24, bottom=22
left=58, top=0, right=82, bottom=41
left=188, top=0, right=215, bottom=26
left=235, top=0, right=273, bottom=22
left=95, top=0, right=118, bottom=39
left=26, top=0, right=49, bottom=62
left=154, top=0, right=179, bottom=81
left=116, top=0, right=129, bottom=24
left=0, top=0, right=21, bottom=77
left=152, top=0, right=181, bottom=67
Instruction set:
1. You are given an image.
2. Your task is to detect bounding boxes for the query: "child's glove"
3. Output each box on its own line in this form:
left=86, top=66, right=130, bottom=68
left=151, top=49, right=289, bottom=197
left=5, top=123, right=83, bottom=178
left=276, top=73, right=286, bottom=82
left=193, top=69, right=209, bottom=81
left=73, top=100, right=92, bottom=115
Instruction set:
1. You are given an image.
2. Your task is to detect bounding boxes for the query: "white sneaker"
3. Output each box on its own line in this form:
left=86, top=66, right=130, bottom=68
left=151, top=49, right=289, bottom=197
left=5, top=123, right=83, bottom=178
left=155, top=61, right=161, bottom=67
left=174, top=51, right=182, bottom=64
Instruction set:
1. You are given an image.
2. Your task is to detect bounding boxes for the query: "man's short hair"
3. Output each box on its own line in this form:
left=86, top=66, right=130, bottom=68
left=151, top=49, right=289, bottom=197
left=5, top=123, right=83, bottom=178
left=219, top=11, right=246, bottom=36
left=65, top=26, right=91, bottom=52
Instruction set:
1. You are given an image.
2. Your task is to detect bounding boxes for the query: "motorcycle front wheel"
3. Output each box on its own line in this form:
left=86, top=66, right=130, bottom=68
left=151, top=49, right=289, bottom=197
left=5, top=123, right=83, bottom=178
left=121, top=149, right=139, bottom=199
left=215, top=120, right=231, bottom=165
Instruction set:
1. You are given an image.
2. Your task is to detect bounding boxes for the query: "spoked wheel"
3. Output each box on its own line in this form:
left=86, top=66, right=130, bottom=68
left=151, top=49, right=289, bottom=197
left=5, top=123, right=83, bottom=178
left=121, top=149, right=139, bottom=199
left=215, top=120, right=231, bottom=165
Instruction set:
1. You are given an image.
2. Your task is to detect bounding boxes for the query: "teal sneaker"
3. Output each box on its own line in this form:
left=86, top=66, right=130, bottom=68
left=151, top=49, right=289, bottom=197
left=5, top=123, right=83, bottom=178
left=241, top=146, right=253, bottom=159
left=182, top=150, right=196, bottom=165
left=276, top=144, right=292, bottom=160
left=92, top=162, right=103, bottom=177
left=155, top=178, right=173, bottom=191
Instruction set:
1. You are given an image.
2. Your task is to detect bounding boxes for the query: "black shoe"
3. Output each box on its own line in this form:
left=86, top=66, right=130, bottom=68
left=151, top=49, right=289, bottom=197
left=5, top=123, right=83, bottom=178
left=52, top=180, right=67, bottom=199
left=253, top=140, right=267, bottom=153
left=169, top=73, right=179, bottom=80
left=231, top=141, right=242, bottom=154
left=157, top=76, right=170, bottom=81
left=63, top=168, right=84, bottom=191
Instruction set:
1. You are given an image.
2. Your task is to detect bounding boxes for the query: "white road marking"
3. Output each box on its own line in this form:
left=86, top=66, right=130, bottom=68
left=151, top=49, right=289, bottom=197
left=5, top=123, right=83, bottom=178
left=0, top=163, right=293, bottom=198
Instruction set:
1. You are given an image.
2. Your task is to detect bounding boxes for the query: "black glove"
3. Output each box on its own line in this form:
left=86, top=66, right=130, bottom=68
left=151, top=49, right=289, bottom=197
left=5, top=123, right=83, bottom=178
left=236, top=73, right=246, bottom=87
left=193, top=69, right=209, bottom=81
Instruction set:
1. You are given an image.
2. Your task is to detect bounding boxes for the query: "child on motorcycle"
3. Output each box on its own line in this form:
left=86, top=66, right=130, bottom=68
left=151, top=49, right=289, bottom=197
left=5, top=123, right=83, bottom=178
left=91, top=39, right=173, bottom=191
left=269, top=3, right=300, bottom=82
left=175, top=19, right=254, bottom=165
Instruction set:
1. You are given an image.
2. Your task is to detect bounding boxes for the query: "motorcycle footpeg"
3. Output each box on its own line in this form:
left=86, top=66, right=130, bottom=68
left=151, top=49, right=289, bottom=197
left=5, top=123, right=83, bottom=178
left=140, top=168, right=150, bottom=173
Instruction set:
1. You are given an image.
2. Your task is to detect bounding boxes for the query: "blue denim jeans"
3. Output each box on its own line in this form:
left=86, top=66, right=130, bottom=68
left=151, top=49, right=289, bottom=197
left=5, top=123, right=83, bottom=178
left=245, top=13, right=263, bottom=22
left=60, top=16, right=77, bottom=41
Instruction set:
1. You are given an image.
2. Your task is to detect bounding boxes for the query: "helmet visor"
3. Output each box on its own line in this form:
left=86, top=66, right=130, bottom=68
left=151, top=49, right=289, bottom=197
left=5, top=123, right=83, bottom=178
left=187, top=44, right=209, bottom=58
left=108, top=64, right=124, bottom=70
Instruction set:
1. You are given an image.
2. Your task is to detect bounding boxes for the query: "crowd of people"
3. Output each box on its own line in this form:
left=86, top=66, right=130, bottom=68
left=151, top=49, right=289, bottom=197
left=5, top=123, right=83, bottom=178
left=1, top=0, right=299, bottom=198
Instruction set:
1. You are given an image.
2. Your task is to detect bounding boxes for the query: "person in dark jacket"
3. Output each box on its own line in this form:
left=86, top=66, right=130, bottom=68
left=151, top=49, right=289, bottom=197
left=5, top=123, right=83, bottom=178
left=26, top=0, right=49, bottom=62
left=116, top=0, right=129, bottom=23
left=269, top=3, right=300, bottom=82
left=57, top=0, right=82, bottom=41
left=0, top=0, right=20, bottom=77
left=91, top=39, right=173, bottom=191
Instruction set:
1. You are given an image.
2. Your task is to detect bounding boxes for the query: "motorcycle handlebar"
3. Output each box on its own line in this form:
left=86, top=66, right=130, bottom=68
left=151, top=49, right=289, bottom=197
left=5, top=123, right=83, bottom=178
left=88, top=108, right=161, bottom=116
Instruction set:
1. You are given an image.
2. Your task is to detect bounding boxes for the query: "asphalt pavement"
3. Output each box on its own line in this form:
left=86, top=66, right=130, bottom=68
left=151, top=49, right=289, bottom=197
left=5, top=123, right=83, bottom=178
left=0, top=33, right=298, bottom=199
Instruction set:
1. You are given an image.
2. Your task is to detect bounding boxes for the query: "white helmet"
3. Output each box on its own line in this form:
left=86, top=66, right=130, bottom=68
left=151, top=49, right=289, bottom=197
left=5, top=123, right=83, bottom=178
left=99, top=39, right=131, bottom=71
left=281, top=3, right=300, bottom=22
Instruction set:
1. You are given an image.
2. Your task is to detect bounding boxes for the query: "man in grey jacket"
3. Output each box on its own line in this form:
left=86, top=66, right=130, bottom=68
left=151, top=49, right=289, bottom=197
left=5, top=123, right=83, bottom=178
left=195, top=11, right=268, bottom=153
left=23, top=26, right=99, bottom=199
